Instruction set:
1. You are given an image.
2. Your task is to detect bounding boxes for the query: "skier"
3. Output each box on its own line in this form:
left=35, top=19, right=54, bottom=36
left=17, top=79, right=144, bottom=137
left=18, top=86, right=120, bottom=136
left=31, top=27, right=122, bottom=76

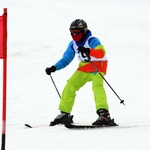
left=46, top=19, right=114, bottom=126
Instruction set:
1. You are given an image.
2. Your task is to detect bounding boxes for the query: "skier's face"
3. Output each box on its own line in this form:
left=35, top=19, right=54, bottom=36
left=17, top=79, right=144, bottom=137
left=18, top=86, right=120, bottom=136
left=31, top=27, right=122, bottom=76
left=70, top=29, right=82, bottom=42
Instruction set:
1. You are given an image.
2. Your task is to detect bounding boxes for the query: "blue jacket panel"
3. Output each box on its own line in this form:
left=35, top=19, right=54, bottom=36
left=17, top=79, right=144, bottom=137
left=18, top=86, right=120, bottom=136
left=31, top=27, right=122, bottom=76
left=55, top=42, right=75, bottom=70
left=55, top=30, right=102, bottom=70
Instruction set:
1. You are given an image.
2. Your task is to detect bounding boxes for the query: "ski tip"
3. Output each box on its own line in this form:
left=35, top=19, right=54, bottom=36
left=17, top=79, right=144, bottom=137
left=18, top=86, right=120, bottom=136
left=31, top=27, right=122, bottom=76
left=25, top=124, right=32, bottom=128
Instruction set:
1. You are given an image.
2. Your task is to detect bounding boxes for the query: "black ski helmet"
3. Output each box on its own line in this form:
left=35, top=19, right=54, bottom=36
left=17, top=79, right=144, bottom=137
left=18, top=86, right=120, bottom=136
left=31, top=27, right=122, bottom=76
left=69, top=19, right=88, bottom=37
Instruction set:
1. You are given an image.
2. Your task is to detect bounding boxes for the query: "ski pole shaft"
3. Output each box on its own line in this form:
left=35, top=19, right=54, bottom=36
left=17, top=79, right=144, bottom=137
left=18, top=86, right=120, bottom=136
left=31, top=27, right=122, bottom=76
left=50, top=74, right=61, bottom=99
left=90, top=61, right=125, bottom=105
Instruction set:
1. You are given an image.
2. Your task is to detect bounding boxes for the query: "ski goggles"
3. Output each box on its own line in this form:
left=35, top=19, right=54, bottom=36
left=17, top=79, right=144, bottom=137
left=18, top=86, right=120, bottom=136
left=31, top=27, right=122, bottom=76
left=70, top=29, right=82, bottom=36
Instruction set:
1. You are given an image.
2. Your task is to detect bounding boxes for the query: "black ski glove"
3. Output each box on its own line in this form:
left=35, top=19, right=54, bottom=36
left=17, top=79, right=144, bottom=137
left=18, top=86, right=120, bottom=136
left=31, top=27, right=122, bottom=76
left=78, top=46, right=91, bottom=61
left=78, top=46, right=90, bottom=57
left=45, top=66, right=56, bottom=75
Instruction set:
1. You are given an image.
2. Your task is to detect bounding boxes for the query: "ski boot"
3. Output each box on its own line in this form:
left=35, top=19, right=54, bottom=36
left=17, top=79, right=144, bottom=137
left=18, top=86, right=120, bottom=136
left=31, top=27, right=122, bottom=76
left=50, top=112, right=74, bottom=126
left=92, top=109, right=117, bottom=126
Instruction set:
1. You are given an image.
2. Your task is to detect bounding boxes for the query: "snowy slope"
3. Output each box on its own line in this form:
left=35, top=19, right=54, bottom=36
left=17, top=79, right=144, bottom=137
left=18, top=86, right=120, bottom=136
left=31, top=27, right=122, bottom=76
left=0, top=0, right=150, bottom=149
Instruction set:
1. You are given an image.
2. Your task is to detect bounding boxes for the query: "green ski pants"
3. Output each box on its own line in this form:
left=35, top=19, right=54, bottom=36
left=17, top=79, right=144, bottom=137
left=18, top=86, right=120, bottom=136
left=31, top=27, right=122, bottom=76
left=59, top=70, right=109, bottom=113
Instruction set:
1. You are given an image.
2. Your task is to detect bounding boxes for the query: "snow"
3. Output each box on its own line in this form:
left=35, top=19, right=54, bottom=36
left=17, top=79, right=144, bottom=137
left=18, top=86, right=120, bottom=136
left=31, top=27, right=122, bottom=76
left=0, top=0, right=150, bottom=149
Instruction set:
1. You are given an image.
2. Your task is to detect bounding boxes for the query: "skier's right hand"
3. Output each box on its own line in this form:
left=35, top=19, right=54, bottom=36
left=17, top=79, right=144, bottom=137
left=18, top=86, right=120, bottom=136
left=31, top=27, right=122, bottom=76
left=45, top=66, right=56, bottom=75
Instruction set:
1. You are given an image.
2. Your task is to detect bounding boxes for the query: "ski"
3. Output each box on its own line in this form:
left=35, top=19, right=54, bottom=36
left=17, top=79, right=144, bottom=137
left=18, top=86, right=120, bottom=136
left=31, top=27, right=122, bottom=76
left=65, top=119, right=118, bottom=129
left=25, top=122, right=65, bottom=128
left=24, top=124, right=49, bottom=128
left=25, top=124, right=32, bottom=128
left=25, top=118, right=118, bottom=129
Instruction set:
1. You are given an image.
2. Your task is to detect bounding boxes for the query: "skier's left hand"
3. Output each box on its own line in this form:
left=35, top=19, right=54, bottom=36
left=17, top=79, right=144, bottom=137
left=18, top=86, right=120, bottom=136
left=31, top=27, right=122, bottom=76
left=78, top=47, right=90, bottom=57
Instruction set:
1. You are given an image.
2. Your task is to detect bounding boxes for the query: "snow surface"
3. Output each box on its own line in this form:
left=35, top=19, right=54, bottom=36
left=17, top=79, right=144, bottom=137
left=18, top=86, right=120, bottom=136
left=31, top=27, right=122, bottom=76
left=0, top=0, right=150, bottom=149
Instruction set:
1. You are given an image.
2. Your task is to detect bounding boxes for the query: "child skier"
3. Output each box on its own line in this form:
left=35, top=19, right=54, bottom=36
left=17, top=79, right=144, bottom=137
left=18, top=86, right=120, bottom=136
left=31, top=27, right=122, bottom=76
left=46, top=19, right=115, bottom=126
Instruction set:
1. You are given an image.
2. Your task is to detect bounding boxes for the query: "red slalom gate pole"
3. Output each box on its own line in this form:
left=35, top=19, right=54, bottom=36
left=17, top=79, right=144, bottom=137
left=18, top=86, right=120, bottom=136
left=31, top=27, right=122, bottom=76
left=1, top=8, right=7, bottom=150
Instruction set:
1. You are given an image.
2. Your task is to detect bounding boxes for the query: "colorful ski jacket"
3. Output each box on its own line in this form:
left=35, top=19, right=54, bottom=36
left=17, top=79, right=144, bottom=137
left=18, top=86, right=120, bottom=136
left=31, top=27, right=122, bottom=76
left=54, top=30, right=108, bottom=74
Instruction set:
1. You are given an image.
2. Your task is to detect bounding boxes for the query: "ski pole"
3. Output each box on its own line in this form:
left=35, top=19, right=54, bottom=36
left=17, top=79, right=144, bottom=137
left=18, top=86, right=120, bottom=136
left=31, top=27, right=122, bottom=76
left=50, top=74, right=61, bottom=99
left=90, top=61, right=125, bottom=105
